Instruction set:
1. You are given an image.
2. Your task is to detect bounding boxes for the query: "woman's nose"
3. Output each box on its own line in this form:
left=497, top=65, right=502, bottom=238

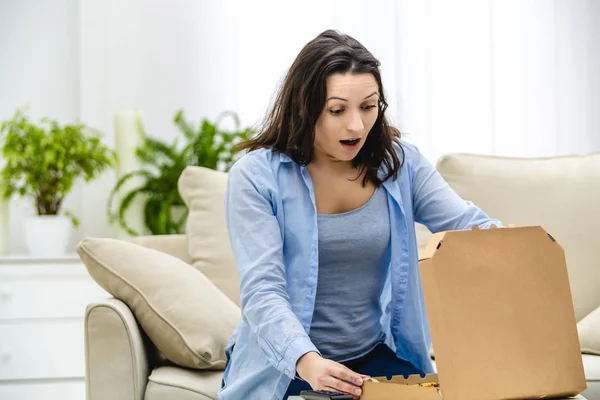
left=347, top=111, right=364, bottom=132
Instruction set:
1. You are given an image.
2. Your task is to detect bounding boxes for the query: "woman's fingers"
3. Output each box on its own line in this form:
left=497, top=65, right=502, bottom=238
left=325, top=364, right=363, bottom=396
left=324, top=376, right=362, bottom=397
left=490, top=223, right=517, bottom=229
left=334, top=365, right=364, bottom=386
left=324, top=386, right=360, bottom=400
left=300, top=355, right=364, bottom=396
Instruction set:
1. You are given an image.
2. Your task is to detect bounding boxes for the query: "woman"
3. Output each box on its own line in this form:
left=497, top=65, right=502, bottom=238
left=219, top=30, right=502, bottom=400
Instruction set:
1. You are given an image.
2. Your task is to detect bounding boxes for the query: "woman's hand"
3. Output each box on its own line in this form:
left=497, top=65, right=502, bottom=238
left=489, top=224, right=516, bottom=229
left=296, top=352, right=365, bottom=398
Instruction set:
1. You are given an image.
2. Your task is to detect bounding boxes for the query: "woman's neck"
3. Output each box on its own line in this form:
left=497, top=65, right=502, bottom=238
left=309, top=156, right=354, bottom=175
left=306, top=158, right=365, bottom=187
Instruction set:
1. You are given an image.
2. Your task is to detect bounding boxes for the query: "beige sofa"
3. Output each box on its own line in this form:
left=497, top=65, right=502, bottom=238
left=83, top=152, right=600, bottom=400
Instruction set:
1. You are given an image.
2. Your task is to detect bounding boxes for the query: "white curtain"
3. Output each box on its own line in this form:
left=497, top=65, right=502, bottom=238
left=1, top=0, right=599, bottom=252
left=395, top=0, right=600, bottom=162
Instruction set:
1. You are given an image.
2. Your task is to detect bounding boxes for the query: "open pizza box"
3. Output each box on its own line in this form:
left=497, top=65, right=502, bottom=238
left=361, top=226, right=587, bottom=400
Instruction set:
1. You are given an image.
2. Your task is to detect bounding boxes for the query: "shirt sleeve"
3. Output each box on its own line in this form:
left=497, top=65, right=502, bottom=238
left=408, top=144, right=504, bottom=232
left=225, top=155, right=319, bottom=379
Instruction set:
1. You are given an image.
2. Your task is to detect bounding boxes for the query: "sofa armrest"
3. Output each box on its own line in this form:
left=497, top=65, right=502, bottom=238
left=578, top=305, right=600, bottom=356
left=132, top=234, right=192, bottom=265
left=85, top=298, right=152, bottom=400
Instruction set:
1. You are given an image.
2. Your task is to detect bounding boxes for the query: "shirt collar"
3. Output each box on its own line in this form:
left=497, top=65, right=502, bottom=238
left=279, top=152, right=293, bottom=163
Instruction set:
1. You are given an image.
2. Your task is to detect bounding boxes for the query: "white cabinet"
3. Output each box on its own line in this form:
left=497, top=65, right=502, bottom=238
left=0, top=380, right=86, bottom=400
left=0, top=255, right=109, bottom=400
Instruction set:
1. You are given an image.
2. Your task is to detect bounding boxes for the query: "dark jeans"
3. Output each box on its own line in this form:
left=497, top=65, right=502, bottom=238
left=283, top=343, right=425, bottom=397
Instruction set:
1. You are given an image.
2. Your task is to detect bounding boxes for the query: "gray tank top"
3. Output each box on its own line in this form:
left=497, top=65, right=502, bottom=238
left=309, top=187, right=390, bottom=362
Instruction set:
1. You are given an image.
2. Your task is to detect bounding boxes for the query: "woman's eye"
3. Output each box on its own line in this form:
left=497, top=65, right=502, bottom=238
left=329, top=109, right=344, bottom=115
left=363, top=105, right=377, bottom=110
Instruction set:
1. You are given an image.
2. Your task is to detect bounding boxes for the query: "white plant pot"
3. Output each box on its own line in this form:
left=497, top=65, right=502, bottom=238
left=24, top=215, right=71, bottom=257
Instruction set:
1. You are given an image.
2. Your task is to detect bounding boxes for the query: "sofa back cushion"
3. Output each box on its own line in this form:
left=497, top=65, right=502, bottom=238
left=178, top=166, right=240, bottom=305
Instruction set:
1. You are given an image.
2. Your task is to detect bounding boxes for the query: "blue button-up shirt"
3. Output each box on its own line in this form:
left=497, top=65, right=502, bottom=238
left=219, top=142, right=502, bottom=400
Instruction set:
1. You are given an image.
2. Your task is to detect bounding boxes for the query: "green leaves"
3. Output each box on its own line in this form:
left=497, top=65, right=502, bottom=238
left=0, top=108, right=116, bottom=224
left=108, top=109, right=254, bottom=236
left=191, top=111, right=253, bottom=171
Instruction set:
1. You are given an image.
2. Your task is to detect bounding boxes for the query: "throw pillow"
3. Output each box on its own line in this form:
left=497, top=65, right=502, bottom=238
left=76, top=237, right=240, bottom=370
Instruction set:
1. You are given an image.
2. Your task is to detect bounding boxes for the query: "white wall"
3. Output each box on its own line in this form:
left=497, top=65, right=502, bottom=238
left=0, top=0, right=83, bottom=253
left=1, top=0, right=599, bottom=253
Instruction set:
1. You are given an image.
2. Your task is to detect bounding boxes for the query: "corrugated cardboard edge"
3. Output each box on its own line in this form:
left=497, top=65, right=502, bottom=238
left=418, top=232, right=447, bottom=261
left=542, top=389, right=588, bottom=399
left=419, top=247, right=458, bottom=397
left=371, top=373, right=439, bottom=385
left=362, top=376, right=442, bottom=400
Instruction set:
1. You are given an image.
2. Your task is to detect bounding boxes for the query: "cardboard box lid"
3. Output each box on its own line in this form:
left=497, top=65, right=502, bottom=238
left=418, top=226, right=586, bottom=400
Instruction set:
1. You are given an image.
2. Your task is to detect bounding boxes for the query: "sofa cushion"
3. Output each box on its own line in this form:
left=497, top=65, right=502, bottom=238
left=431, top=152, right=600, bottom=322
left=583, top=354, right=600, bottom=381
left=178, top=166, right=240, bottom=305
left=76, top=237, right=240, bottom=370
left=582, top=354, right=600, bottom=400
left=579, top=305, right=600, bottom=355
left=145, top=366, right=222, bottom=400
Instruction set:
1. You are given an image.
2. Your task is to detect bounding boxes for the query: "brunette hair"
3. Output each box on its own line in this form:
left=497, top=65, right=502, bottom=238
left=237, top=29, right=404, bottom=185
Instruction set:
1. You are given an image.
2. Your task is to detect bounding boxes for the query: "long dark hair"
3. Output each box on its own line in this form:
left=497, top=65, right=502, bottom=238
left=237, top=29, right=404, bottom=185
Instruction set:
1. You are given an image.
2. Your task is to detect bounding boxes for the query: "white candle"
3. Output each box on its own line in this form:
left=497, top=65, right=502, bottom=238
left=113, top=110, right=148, bottom=239
left=0, top=181, right=9, bottom=254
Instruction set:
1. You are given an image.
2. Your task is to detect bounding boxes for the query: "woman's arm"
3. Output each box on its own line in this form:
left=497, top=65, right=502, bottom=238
left=225, top=155, right=318, bottom=379
left=408, top=144, right=503, bottom=233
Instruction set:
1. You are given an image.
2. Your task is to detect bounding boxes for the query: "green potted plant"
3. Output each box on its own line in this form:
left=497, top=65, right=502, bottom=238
left=0, top=108, right=116, bottom=256
left=107, top=109, right=254, bottom=236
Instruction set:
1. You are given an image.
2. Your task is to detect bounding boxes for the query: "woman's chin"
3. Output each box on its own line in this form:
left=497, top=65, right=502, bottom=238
left=330, top=153, right=356, bottom=163
left=337, top=147, right=362, bottom=161
left=315, top=145, right=362, bottom=163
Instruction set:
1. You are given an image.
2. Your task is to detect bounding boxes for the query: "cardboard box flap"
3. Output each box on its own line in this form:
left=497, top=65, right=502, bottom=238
left=419, top=225, right=587, bottom=400
left=418, top=231, right=447, bottom=261
left=368, top=373, right=439, bottom=385
left=362, top=374, right=441, bottom=400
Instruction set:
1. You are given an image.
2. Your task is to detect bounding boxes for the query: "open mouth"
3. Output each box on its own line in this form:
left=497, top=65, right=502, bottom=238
left=340, top=138, right=360, bottom=146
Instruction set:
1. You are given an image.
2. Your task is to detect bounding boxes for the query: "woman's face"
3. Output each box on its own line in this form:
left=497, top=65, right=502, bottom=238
left=313, top=72, right=380, bottom=163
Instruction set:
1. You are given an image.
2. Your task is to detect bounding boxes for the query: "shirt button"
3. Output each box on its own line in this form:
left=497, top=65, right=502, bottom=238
left=400, top=276, right=407, bottom=283
left=284, top=369, right=290, bottom=375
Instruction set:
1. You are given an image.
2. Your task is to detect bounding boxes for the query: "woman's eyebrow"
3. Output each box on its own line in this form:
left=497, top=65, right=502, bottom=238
left=326, top=92, right=379, bottom=102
